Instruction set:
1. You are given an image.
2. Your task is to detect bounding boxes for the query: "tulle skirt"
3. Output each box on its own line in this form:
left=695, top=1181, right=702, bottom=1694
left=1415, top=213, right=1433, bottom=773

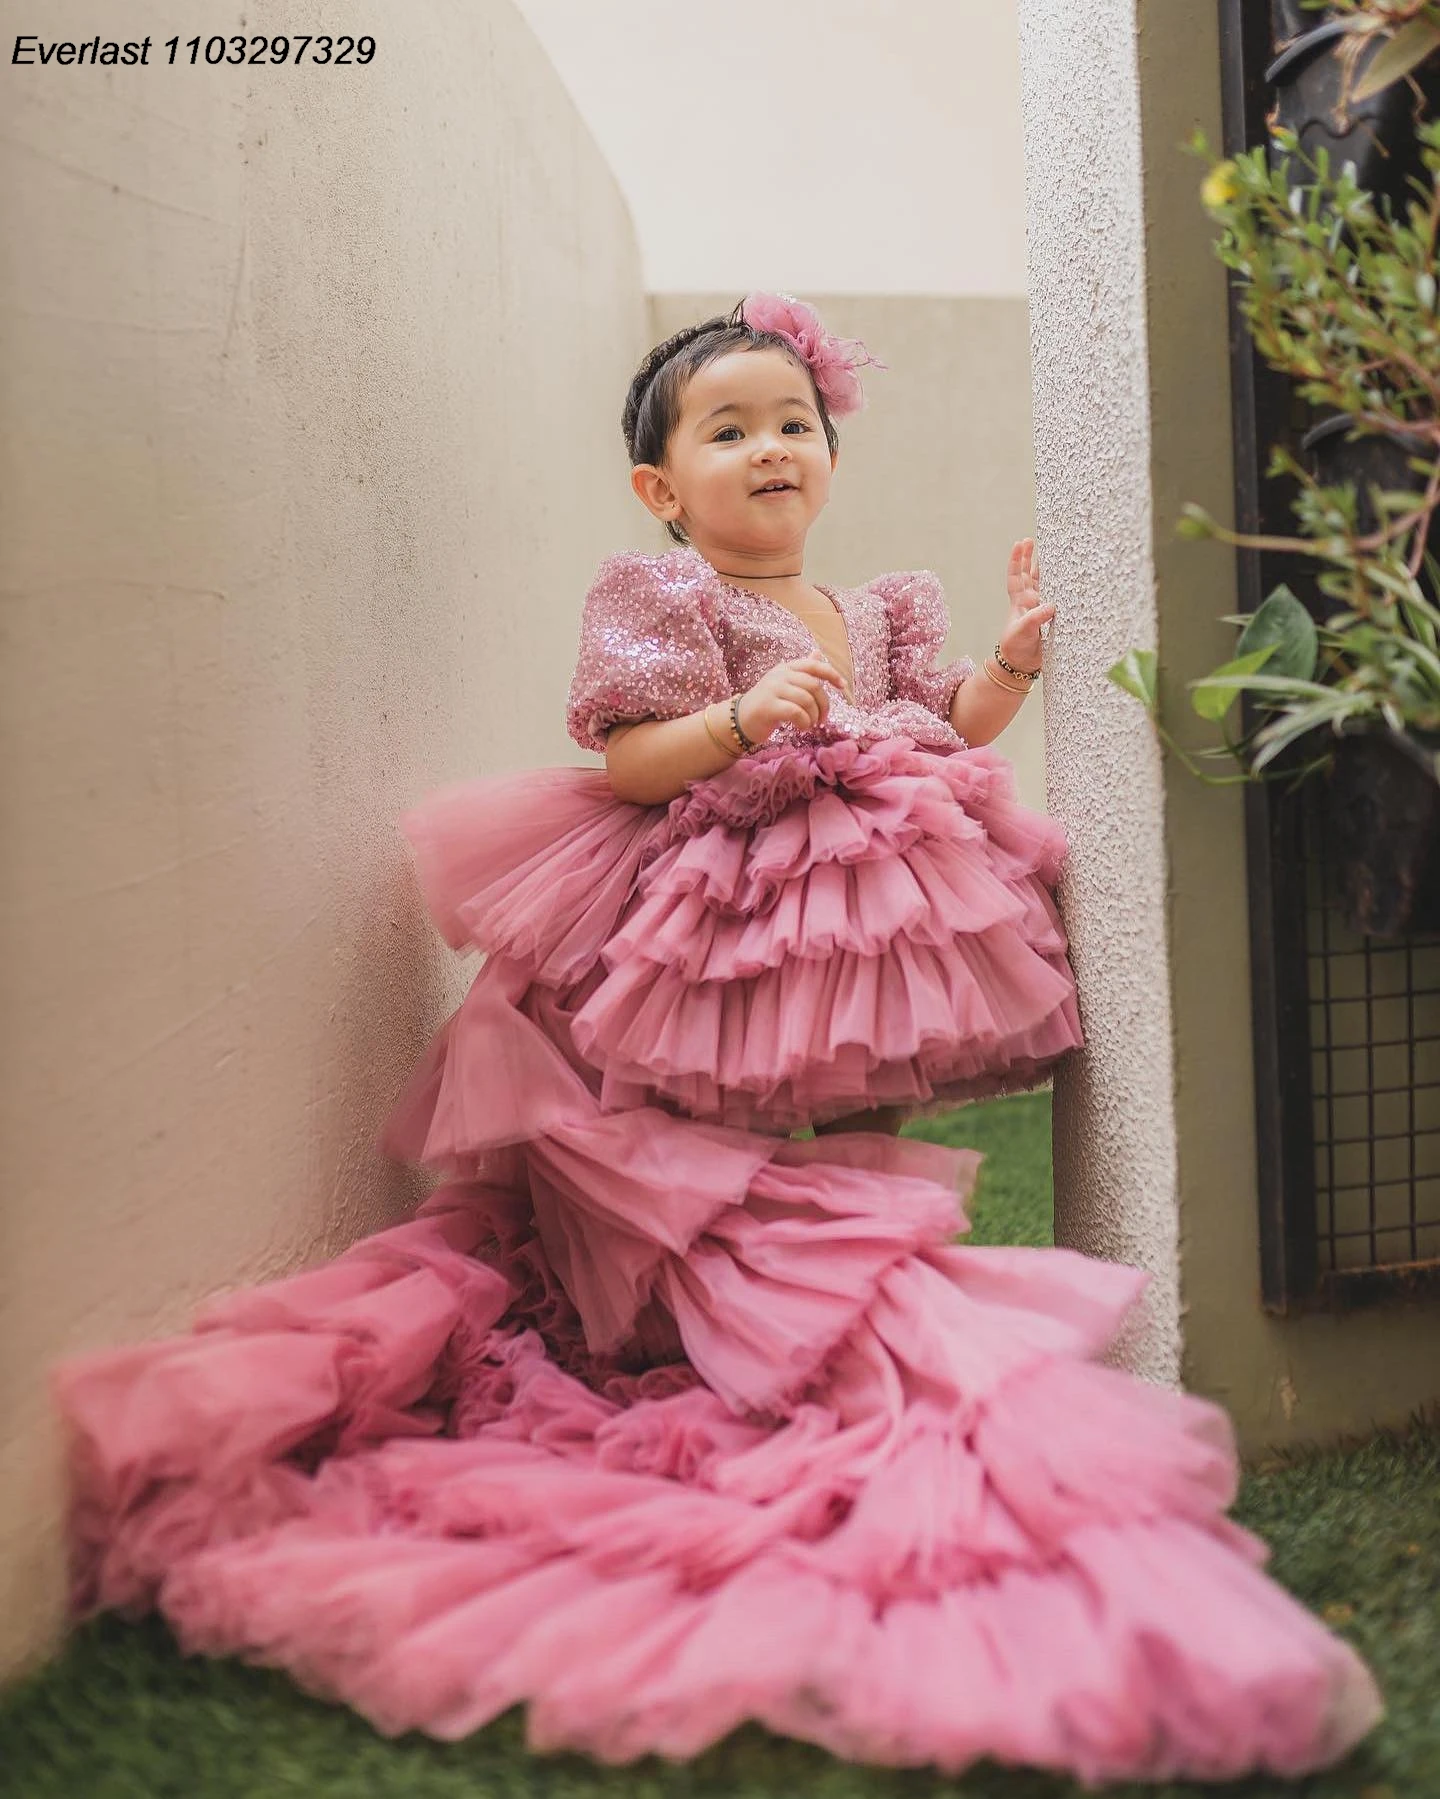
left=49, top=738, right=1385, bottom=1782
left=384, top=735, right=1083, bottom=1143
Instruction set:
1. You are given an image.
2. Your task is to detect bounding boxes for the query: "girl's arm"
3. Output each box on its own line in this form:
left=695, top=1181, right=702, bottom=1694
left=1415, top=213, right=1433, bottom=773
left=603, top=706, right=743, bottom=806
left=947, top=662, right=1032, bottom=747
left=606, top=653, right=846, bottom=806
left=945, top=541, right=1054, bottom=746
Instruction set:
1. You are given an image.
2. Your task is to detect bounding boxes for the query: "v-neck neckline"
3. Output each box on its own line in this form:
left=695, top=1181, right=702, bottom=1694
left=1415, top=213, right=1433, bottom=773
left=695, top=553, right=856, bottom=689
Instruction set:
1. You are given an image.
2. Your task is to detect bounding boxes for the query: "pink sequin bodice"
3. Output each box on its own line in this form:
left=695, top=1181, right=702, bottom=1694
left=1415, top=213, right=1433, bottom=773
left=566, top=548, right=976, bottom=757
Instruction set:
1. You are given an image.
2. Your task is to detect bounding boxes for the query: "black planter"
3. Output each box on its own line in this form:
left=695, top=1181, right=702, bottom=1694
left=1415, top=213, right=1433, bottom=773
left=1300, top=414, right=1439, bottom=548
left=1324, top=725, right=1440, bottom=936
left=1267, top=2, right=1440, bottom=224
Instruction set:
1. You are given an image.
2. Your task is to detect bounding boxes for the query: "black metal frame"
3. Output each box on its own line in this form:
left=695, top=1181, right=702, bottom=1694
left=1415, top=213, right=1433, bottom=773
left=1219, top=0, right=1317, bottom=1310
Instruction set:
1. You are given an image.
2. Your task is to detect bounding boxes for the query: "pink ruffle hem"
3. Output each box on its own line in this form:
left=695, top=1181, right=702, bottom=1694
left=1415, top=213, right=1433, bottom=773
left=389, top=737, right=1083, bottom=1139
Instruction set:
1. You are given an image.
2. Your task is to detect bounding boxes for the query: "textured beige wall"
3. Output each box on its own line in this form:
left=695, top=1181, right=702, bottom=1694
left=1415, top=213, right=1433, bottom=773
left=0, top=0, right=645, bottom=1679
left=1019, top=0, right=1440, bottom=1447
left=1016, top=1, right=1182, bottom=1387
left=648, top=295, right=1046, bottom=812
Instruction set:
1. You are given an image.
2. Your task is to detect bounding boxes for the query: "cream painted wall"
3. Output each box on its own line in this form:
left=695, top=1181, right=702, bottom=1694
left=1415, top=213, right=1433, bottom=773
left=647, top=295, right=1046, bottom=811
left=0, top=0, right=646, bottom=1679
left=512, top=0, right=1029, bottom=298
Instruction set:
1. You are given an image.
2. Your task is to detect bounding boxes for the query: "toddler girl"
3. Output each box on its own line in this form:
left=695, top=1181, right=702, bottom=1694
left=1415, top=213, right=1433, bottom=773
left=550, top=292, right=1080, bottom=1140
left=53, top=294, right=1382, bottom=1785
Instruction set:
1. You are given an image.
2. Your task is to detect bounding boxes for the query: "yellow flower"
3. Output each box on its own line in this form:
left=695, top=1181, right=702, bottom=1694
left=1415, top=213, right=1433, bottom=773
left=1202, top=161, right=1240, bottom=209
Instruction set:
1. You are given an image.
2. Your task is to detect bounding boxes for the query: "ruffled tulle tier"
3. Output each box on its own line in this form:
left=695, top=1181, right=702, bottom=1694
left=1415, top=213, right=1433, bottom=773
left=54, top=957, right=1383, bottom=1782
left=393, top=738, right=1084, bottom=1134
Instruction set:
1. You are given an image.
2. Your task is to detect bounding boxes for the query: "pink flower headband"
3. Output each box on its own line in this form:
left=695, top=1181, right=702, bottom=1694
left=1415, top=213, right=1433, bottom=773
left=739, top=291, right=886, bottom=420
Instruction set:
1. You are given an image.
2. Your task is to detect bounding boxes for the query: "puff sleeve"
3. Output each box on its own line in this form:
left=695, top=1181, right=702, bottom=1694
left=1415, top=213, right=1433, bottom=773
left=565, top=551, right=733, bottom=755
left=873, top=569, right=976, bottom=723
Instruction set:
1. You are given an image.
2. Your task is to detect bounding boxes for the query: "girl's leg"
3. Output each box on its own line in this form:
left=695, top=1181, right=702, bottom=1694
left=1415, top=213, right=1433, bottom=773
left=811, top=1104, right=906, bottom=1136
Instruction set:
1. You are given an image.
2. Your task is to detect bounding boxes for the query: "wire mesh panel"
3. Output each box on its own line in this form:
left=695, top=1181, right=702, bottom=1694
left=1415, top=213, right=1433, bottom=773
left=1305, top=783, right=1440, bottom=1302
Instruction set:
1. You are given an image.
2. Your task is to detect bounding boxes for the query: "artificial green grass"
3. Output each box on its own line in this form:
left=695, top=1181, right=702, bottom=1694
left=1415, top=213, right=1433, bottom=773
left=3, top=1092, right=1436, bottom=1799
left=902, top=1087, right=1059, bottom=1247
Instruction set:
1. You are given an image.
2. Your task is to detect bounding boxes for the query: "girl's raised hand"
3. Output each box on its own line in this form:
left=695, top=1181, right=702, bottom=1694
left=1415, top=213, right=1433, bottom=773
left=737, top=653, right=851, bottom=744
left=999, top=538, right=1055, bottom=673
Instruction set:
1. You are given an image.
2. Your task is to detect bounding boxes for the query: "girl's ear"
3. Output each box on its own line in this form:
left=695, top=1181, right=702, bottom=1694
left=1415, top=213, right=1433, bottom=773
left=631, top=463, right=682, bottom=524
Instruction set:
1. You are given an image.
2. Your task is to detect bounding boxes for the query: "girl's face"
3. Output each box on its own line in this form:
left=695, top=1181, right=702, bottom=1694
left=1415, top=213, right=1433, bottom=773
left=632, top=347, right=839, bottom=563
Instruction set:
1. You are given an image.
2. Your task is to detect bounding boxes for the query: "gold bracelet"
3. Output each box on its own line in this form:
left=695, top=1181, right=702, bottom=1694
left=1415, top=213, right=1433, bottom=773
left=982, top=658, right=1031, bottom=697
left=703, top=703, right=744, bottom=758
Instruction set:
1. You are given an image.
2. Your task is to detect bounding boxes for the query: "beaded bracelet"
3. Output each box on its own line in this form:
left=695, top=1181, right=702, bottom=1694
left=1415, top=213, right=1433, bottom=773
left=729, top=693, right=758, bottom=754
left=993, top=644, right=1041, bottom=682
left=703, top=704, right=744, bottom=759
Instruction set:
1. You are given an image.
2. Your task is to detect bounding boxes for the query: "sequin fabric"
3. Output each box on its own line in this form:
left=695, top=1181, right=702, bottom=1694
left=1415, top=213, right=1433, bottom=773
left=565, top=548, right=977, bottom=757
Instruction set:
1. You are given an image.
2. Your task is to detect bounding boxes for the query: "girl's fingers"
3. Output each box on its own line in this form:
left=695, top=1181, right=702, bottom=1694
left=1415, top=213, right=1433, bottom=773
left=769, top=657, right=851, bottom=720
left=791, top=662, right=848, bottom=701
left=794, top=655, right=847, bottom=690
left=777, top=685, right=824, bottom=726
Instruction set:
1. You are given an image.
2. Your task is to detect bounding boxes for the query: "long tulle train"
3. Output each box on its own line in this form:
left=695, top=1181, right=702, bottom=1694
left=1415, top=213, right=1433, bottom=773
left=53, top=944, right=1384, bottom=1781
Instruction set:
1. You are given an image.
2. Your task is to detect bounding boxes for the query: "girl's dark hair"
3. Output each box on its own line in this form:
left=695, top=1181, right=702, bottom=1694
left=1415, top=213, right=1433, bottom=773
left=621, top=299, right=841, bottom=547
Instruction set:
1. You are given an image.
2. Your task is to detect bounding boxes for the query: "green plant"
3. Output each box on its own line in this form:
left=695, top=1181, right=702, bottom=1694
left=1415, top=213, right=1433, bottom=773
left=1108, top=0, right=1440, bottom=788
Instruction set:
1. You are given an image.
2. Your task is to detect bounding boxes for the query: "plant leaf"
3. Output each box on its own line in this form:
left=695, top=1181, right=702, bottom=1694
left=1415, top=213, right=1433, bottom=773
left=1175, top=504, right=1217, bottom=541
left=1365, top=561, right=1434, bottom=608
left=1190, top=647, right=1278, bottom=721
left=1249, top=697, right=1370, bottom=772
left=1235, top=584, right=1320, bottom=680
left=1107, top=648, right=1158, bottom=713
left=1352, top=18, right=1440, bottom=102
left=1192, top=672, right=1336, bottom=698
left=1401, top=597, right=1440, bottom=654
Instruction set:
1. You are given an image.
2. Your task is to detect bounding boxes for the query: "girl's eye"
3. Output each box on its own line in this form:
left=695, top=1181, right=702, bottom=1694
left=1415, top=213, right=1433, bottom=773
left=713, top=420, right=810, bottom=442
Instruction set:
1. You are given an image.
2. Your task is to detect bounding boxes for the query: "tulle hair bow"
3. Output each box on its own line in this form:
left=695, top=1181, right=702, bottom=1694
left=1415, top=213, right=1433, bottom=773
left=739, top=291, right=886, bottom=420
